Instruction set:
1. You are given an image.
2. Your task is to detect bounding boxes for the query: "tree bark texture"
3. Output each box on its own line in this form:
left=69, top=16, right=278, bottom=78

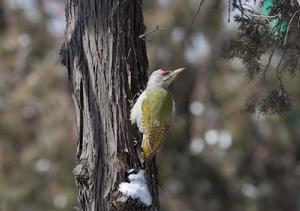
left=60, top=0, right=159, bottom=210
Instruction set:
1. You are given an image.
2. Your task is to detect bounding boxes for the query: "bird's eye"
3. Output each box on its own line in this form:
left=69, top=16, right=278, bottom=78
left=161, top=71, right=170, bottom=76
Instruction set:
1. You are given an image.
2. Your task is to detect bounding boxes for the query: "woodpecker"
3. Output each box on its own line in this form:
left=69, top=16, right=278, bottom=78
left=130, top=67, right=185, bottom=159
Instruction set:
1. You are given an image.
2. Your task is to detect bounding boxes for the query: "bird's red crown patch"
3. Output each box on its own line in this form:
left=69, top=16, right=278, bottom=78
left=161, top=67, right=168, bottom=72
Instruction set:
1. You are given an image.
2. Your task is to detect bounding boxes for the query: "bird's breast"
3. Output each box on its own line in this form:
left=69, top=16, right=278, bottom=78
left=145, top=87, right=173, bottom=122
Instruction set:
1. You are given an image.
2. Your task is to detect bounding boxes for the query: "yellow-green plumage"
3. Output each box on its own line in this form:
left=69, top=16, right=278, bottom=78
left=130, top=67, right=185, bottom=159
left=141, top=87, right=173, bottom=158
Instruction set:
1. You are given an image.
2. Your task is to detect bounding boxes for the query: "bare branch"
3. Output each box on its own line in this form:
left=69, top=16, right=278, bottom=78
left=284, top=9, right=300, bottom=46
left=190, top=0, right=205, bottom=30
left=138, top=25, right=165, bottom=40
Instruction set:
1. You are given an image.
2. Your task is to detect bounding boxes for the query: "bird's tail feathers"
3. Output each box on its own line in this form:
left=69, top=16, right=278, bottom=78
left=142, top=135, right=153, bottom=159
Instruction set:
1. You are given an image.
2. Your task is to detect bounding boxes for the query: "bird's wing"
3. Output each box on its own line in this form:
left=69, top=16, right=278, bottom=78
left=130, top=91, right=147, bottom=133
left=141, top=89, right=173, bottom=158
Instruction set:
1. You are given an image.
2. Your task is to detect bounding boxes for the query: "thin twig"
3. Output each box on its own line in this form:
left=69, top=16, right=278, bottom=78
left=232, top=2, right=251, bottom=19
left=284, top=9, right=300, bottom=46
left=276, top=51, right=286, bottom=79
left=263, top=46, right=277, bottom=91
left=247, top=11, right=280, bottom=19
left=246, top=11, right=280, bottom=25
left=190, top=0, right=205, bottom=30
left=138, top=25, right=165, bottom=40
left=238, top=0, right=244, bottom=17
left=241, top=3, right=256, bottom=11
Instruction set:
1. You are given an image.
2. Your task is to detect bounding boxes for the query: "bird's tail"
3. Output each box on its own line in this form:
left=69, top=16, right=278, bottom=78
left=142, top=135, right=152, bottom=159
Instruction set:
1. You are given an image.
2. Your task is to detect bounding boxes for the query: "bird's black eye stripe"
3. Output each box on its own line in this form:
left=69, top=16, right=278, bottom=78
left=161, top=72, right=169, bottom=76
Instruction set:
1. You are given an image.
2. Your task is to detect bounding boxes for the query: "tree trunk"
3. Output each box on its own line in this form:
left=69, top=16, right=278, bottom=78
left=60, top=0, right=159, bottom=210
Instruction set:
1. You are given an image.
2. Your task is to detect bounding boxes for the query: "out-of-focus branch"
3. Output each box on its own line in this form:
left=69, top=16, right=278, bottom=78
left=138, top=25, right=164, bottom=40
left=190, top=0, right=205, bottom=30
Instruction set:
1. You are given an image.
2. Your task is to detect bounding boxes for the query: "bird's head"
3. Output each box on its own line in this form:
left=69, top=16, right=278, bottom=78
left=147, top=67, right=185, bottom=88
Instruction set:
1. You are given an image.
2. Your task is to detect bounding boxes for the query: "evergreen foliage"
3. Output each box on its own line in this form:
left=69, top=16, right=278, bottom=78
left=229, top=0, right=300, bottom=115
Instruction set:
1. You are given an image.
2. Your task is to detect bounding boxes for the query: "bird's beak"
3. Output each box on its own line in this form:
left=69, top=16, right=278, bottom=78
left=171, top=68, right=185, bottom=77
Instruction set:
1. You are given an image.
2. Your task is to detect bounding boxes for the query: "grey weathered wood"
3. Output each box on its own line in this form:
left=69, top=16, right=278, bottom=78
left=60, top=0, right=159, bottom=210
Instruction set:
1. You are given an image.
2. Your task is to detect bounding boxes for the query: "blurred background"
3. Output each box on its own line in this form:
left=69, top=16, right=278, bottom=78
left=1, top=0, right=300, bottom=211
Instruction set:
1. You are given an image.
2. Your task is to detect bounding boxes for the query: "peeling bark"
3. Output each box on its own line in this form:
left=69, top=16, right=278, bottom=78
left=60, top=0, right=159, bottom=210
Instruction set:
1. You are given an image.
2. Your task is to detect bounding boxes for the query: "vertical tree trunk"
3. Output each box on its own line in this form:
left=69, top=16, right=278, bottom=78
left=60, top=0, right=159, bottom=210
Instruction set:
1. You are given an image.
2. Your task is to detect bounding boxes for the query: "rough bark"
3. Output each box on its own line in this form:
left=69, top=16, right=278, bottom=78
left=60, top=0, right=159, bottom=210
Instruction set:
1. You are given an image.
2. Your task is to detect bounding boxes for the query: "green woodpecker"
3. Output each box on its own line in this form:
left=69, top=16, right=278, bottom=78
left=130, top=67, right=185, bottom=159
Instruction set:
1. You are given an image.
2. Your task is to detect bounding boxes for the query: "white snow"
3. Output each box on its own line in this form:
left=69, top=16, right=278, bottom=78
left=127, top=168, right=135, bottom=174
left=118, top=170, right=152, bottom=206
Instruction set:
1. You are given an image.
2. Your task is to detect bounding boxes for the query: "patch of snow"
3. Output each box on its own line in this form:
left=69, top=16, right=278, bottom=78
left=118, top=170, right=152, bottom=206
left=127, top=168, right=135, bottom=174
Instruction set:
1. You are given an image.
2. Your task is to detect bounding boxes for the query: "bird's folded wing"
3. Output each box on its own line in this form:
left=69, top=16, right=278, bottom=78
left=141, top=98, right=170, bottom=154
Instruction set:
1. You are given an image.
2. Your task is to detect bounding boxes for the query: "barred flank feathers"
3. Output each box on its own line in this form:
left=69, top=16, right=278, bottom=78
left=142, top=98, right=171, bottom=159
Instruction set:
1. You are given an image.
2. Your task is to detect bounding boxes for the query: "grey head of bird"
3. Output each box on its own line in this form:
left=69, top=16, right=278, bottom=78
left=147, top=67, right=185, bottom=88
